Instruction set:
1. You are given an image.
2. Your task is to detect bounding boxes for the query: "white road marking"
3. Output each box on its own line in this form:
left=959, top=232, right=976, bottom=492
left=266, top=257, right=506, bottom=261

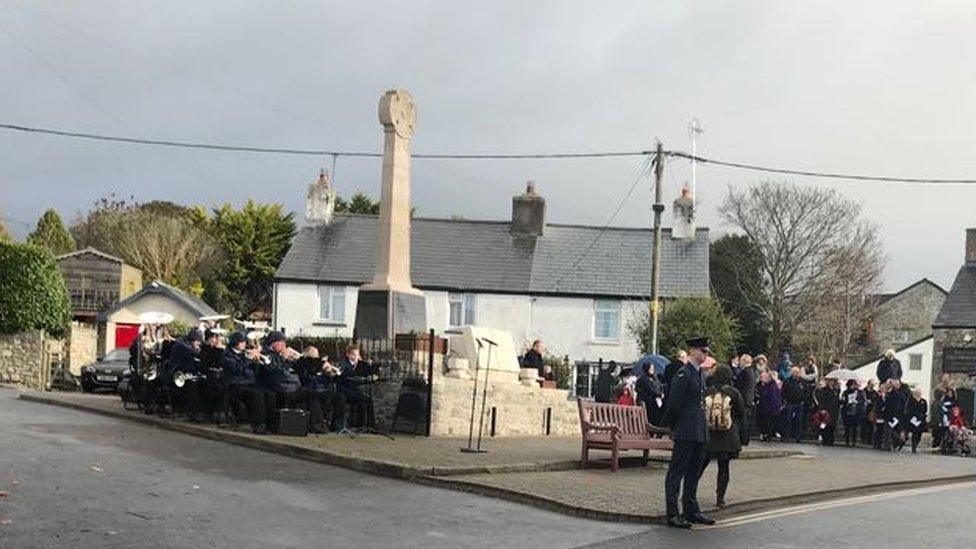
left=698, top=481, right=975, bottom=530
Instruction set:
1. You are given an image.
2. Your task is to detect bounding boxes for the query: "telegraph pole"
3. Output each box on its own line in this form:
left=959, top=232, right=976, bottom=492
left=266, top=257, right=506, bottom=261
left=650, top=141, right=665, bottom=355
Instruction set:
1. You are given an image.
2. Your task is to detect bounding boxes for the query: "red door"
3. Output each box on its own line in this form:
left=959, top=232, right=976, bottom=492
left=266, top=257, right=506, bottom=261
left=115, top=323, right=140, bottom=350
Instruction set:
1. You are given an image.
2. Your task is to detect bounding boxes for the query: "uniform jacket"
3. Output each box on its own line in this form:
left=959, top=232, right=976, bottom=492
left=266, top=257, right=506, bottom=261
left=667, top=362, right=708, bottom=443
left=219, top=348, right=256, bottom=386
left=201, top=344, right=223, bottom=370
left=295, top=356, right=336, bottom=392
left=256, top=349, right=301, bottom=394
left=166, top=338, right=202, bottom=379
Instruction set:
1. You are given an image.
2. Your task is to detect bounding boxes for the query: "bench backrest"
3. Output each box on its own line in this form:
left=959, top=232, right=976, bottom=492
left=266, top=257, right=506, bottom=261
left=578, top=399, right=649, bottom=438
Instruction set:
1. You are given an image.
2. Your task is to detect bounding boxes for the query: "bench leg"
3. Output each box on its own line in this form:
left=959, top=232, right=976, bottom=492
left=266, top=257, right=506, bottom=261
left=611, top=441, right=619, bottom=473
left=581, top=442, right=589, bottom=469
left=643, top=448, right=649, bottom=466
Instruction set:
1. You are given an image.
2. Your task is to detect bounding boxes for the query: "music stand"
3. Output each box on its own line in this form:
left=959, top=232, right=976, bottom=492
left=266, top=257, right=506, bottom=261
left=461, top=338, right=494, bottom=453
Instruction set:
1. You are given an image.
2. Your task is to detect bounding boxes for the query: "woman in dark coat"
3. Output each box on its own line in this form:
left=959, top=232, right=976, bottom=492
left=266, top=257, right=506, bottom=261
left=813, top=379, right=841, bottom=446
left=840, top=380, right=865, bottom=447
left=701, top=364, right=745, bottom=508
left=635, top=361, right=664, bottom=426
left=905, top=388, right=928, bottom=454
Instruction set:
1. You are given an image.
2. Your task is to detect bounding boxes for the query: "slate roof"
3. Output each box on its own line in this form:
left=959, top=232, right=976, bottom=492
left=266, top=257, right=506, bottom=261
left=97, top=280, right=218, bottom=322
left=933, top=264, right=976, bottom=328
left=873, top=278, right=947, bottom=307
left=275, top=214, right=709, bottom=299
left=55, top=247, right=128, bottom=265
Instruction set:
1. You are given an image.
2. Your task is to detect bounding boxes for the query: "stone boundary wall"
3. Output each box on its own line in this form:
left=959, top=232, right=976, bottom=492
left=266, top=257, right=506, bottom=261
left=431, top=376, right=579, bottom=437
left=67, top=321, right=98, bottom=376
left=0, top=330, right=47, bottom=389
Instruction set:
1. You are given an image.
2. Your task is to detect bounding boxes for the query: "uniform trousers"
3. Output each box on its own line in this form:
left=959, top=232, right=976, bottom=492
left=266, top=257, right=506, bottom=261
left=665, top=441, right=705, bottom=518
left=228, top=384, right=276, bottom=431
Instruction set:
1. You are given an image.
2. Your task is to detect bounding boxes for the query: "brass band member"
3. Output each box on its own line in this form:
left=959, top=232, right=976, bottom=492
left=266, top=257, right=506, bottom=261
left=336, top=344, right=376, bottom=430
left=256, top=331, right=327, bottom=434
left=295, top=346, right=347, bottom=432
left=220, top=331, right=276, bottom=434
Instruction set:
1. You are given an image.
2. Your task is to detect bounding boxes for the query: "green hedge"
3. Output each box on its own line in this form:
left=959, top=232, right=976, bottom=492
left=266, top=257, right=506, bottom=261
left=0, top=242, right=71, bottom=338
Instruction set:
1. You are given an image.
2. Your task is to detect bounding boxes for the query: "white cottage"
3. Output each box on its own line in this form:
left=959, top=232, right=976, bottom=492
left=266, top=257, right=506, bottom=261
left=273, top=179, right=710, bottom=362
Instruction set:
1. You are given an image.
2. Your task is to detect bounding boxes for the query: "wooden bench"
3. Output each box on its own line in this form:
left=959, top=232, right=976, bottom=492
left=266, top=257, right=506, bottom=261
left=577, top=399, right=671, bottom=472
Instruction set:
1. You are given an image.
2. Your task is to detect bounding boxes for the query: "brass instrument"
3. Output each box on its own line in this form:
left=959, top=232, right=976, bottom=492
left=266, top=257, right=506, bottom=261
left=173, top=371, right=200, bottom=388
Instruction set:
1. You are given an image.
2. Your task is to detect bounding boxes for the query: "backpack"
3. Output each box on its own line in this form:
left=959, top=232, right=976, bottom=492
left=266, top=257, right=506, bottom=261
left=705, top=392, right=733, bottom=432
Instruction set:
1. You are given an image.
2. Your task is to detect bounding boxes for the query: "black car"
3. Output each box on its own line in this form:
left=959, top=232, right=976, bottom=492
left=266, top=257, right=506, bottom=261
left=80, top=348, right=131, bottom=393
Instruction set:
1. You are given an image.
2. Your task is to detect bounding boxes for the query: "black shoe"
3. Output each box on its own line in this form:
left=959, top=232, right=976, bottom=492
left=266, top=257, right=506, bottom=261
left=666, top=516, right=692, bottom=529
left=716, top=497, right=726, bottom=508
left=685, top=513, right=716, bottom=525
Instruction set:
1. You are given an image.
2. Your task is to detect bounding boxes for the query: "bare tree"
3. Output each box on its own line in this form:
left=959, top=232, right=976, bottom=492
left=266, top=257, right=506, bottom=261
left=113, top=211, right=219, bottom=290
left=718, top=181, right=885, bottom=359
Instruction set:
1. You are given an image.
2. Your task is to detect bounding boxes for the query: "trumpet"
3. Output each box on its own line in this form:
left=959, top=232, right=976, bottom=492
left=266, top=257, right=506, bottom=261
left=173, top=371, right=200, bottom=388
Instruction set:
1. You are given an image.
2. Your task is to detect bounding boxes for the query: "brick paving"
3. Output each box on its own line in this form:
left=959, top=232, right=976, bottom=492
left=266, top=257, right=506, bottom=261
left=14, top=388, right=976, bottom=521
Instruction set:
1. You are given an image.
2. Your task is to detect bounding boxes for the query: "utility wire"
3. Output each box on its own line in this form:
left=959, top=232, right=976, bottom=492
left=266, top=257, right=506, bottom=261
left=0, top=123, right=650, bottom=159
left=669, top=151, right=976, bottom=184
left=550, top=156, right=654, bottom=292
left=5, top=122, right=976, bottom=182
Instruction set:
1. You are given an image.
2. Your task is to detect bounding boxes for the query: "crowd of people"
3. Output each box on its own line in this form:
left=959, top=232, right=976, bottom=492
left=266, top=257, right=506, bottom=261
left=592, top=347, right=972, bottom=457
left=123, top=324, right=377, bottom=436
left=644, top=338, right=973, bottom=529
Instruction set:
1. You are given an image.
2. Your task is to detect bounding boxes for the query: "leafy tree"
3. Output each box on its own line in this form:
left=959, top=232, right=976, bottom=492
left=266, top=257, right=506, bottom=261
left=70, top=195, right=217, bottom=293
left=629, top=297, right=738, bottom=364
left=197, top=201, right=296, bottom=317
left=0, top=242, right=71, bottom=337
left=335, top=192, right=381, bottom=215
left=710, top=234, right=769, bottom=354
left=27, top=209, right=75, bottom=256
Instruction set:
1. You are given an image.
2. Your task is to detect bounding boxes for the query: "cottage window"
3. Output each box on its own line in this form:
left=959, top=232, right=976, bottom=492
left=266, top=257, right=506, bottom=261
left=317, top=285, right=346, bottom=323
left=449, top=293, right=475, bottom=327
left=593, top=299, right=621, bottom=340
left=909, top=353, right=922, bottom=371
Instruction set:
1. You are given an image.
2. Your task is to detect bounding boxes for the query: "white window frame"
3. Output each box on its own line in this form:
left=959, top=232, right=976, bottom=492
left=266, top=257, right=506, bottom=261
left=316, top=285, right=346, bottom=324
left=908, top=353, right=923, bottom=371
left=592, top=299, right=621, bottom=341
left=448, top=292, right=476, bottom=327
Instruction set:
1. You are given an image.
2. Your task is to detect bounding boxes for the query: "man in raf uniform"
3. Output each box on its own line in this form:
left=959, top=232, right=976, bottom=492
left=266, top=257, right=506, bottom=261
left=664, top=337, right=716, bottom=529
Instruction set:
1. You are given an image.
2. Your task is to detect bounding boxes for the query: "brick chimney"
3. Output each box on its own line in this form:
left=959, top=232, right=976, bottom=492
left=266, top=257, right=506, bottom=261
left=511, top=180, right=546, bottom=237
left=967, top=228, right=976, bottom=264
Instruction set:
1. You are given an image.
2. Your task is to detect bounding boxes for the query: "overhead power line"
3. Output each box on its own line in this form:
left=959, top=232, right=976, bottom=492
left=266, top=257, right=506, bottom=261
left=4, top=122, right=976, bottom=183
left=668, top=151, right=976, bottom=184
left=0, top=123, right=650, bottom=159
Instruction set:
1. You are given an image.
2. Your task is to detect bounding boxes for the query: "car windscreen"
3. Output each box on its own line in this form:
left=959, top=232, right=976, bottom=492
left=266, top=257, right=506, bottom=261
left=103, top=348, right=130, bottom=362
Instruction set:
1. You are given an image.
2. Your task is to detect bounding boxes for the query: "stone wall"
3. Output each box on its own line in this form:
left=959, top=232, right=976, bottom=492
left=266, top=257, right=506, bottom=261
left=931, top=328, right=976, bottom=393
left=67, top=321, right=98, bottom=376
left=873, top=282, right=946, bottom=354
left=0, top=330, right=47, bottom=389
left=430, top=376, right=579, bottom=437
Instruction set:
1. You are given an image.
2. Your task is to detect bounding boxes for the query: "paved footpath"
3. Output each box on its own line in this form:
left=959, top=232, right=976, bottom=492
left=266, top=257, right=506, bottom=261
left=0, top=387, right=642, bottom=549
left=12, top=388, right=976, bottom=523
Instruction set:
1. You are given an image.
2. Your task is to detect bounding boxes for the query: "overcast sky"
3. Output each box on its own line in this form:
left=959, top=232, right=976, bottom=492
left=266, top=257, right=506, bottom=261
left=1, top=1, right=975, bottom=292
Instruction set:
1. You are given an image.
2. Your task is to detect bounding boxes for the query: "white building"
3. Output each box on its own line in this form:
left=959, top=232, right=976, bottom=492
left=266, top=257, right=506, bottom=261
left=273, top=180, right=710, bottom=362
left=849, top=335, right=933, bottom=398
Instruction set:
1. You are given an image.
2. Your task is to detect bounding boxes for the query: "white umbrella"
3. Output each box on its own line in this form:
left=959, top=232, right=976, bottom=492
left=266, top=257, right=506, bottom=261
left=199, top=314, right=230, bottom=322
left=826, top=369, right=869, bottom=385
left=138, top=311, right=175, bottom=325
